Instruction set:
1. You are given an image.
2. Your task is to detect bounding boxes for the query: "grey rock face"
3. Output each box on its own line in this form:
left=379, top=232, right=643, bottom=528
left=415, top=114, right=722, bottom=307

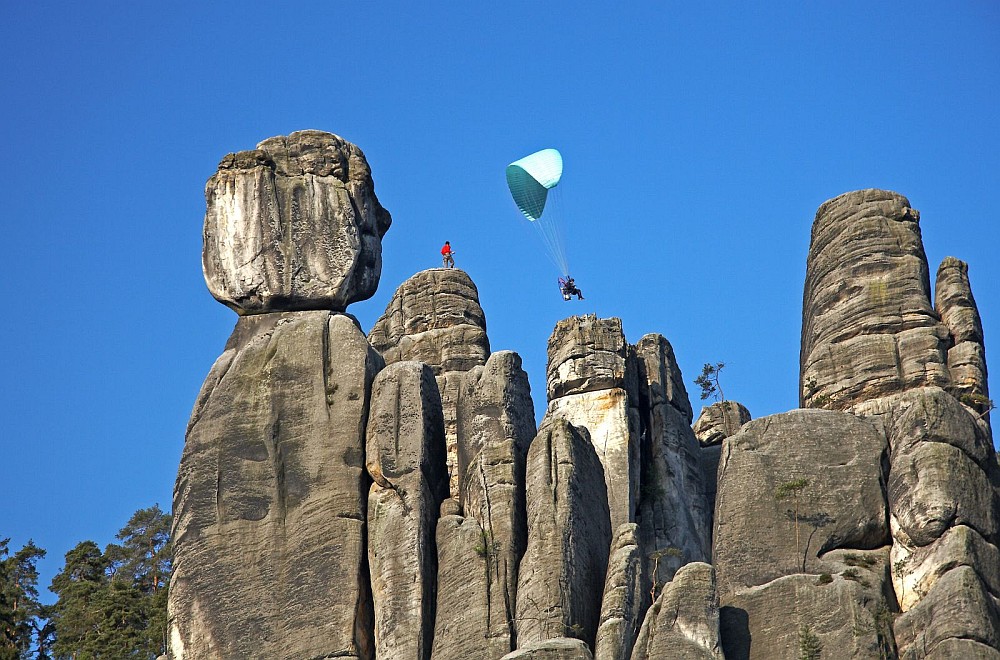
left=720, top=557, right=895, bottom=660
left=369, top=268, right=490, bottom=496
left=365, top=361, right=449, bottom=660
left=800, top=189, right=950, bottom=409
left=630, top=562, right=723, bottom=660
left=713, top=409, right=889, bottom=599
left=169, top=311, right=382, bottom=660
left=449, top=351, right=536, bottom=657
left=432, top=502, right=493, bottom=660
left=633, top=336, right=712, bottom=584
left=936, top=257, right=990, bottom=416
left=547, top=316, right=636, bottom=401
left=516, top=417, right=612, bottom=650
left=692, top=401, right=751, bottom=447
left=594, top=524, right=646, bottom=660
left=203, top=130, right=391, bottom=314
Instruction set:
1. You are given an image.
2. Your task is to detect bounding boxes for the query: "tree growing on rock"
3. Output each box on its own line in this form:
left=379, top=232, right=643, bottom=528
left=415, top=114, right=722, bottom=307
left=695, top=362, right=726, bottom=401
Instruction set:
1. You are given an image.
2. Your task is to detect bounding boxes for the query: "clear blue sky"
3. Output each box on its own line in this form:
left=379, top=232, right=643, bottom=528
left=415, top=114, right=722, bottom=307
left=3, top=2, right=998, bottom=599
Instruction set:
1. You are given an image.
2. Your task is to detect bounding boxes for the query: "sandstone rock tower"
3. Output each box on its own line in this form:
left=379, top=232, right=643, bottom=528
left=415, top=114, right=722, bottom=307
left=172, top=133, right=996, bottom=660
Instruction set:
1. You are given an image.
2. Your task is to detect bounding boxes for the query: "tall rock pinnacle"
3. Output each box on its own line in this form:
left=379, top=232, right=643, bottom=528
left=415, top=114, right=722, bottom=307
left=202, top=130, right=392, bottom=314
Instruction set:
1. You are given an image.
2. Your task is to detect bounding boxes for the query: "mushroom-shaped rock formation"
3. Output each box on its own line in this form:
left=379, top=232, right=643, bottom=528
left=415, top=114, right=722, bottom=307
left=203, top=130, right=391, bottom=314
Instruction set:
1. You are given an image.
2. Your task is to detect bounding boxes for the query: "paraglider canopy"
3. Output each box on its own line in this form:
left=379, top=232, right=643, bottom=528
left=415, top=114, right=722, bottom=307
left=505, top=149, right=563, bottom=221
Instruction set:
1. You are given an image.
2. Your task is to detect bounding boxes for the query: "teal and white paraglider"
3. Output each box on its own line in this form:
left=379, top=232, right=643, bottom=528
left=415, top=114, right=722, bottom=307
left=506, top=148, right=571, bottom=278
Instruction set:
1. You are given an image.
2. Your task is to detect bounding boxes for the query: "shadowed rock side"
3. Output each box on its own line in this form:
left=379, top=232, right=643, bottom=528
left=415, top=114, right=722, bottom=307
left=800, top=189, right=950, bottom=409
left=593, top=524, right=646, bottom=660
left=516, top=417, right=612, bottom=651
left=203, top=130, right=391, bottom=314
left=369, top=268, right=490, bottom=496
left=633, top=334, right=712, bottom=586
left=630, top=562, right=723, bottom=660
left=366, top=361, right=449, bottom=660
left=693, top=401, right=751, bottom=530
left=433, top=351, right=536, bottom=658
left=169, top=311, right=382, bottom=659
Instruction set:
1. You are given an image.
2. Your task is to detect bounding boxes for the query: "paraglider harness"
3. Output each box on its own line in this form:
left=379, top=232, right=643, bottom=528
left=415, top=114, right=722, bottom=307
left=558, top=277, right=583, bottom=301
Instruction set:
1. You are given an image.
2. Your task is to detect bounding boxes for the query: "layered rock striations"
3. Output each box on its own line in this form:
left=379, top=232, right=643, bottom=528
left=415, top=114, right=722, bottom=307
left=369, top=268, right=490, bottom=496
left=177, top=134, right=999, bottom=660
left=170, top=310, right=382, bottom=659
left=203, top=130, right=391, bottom=314
left=366, top=361, right=449, bottom=659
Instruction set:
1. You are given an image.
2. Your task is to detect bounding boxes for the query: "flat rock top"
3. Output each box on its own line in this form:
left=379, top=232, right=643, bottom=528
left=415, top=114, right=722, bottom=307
left=546, top=315, right=630, bottom=400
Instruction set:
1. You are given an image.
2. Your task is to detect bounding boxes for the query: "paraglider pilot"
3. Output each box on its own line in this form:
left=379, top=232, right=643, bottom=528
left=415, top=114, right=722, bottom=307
left=441, top=241, right=455, bottom=268
left=558, top=276, right=584, bottom=301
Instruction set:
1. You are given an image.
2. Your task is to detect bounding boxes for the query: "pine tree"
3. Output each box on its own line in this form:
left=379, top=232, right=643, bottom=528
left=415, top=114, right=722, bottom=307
left=1, top=538, right=46, bottom=659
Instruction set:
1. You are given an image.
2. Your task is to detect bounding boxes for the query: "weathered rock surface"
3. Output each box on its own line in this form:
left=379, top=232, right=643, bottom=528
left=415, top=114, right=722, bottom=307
left=800, top=189, right=951, bottom=409
left=894, top=565, right=1000, bottom=658
left=202, top=130, right=391, bottom=314
left=720, top=558, right=895, bottom=660
left=547, top=316, right=636, bottom=401
left=630, top=562, right=723, bottom=660
left=713, top=409, right=889, bottom=599
left=366, top=361, right=448, bottom=660
left=516, top=417, right=612, bottom=650
left=633, top=335, right=712, bottom=585
left=170, top=311, right=382, bottom=659
left=449, top=350, right=536, bottom=657
left=432, top=500, right=492, bottom=660
left=547, top=390, right=639, bottom=534
left=693, top=401, right=751, bottom=446
left=594, top=524, right=646, bottom=660
left=369, top=268, right=490, bottom=496
left=936, top=257, right=990, bottom=414
left=501, top=638, right=594, bottom=660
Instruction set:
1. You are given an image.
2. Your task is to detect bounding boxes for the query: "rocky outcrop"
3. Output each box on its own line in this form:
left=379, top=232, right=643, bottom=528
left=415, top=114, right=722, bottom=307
left=936, top=257, right=990, bottom=416
left=516, top=418, right=611, bottom=650
left=366, top=361, right=449, bottom=659
left=714, top=409, right=889, bottom=597
left=440, top=351, right=536, bottom=657
left=594, top=524, right=646, bottom=660
left=630, top=562, right=723, bottom=660
left=501, top=638, right=594, bottom=660
left=169, top=311, right=382, bottom=659
left=202, top=130, right=391, bottom=314
left=693, top=401, right=751, bottom=446
left=800, top=189, right=950, bottom=409
left=369, top=268, right=490, bottom=496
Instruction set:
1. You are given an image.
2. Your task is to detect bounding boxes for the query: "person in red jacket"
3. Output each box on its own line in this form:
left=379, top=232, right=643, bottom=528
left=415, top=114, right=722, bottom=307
left=441, top=241, right=455, bottom=268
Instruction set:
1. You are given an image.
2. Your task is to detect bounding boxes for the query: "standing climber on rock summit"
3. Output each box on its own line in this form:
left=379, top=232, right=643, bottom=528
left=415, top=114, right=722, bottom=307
left=441, top=241, right=455, bottom=268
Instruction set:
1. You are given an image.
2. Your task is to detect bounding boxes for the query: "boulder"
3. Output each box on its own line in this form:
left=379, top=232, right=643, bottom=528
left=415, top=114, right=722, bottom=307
left=720, top=566, right=895, bottom=660
left=516, top=418, right=612, bottom=649
left=202, top=130, right=391, bottom=314
left=894, top=565, right=1000, bottom=658
left=693, top=401, right=751, bottom=447
left=366, top=361, right=449, bottom=660
left=369, top=268, right=490, bottom=496
left=713, top=409, right=889, bottom=599
left=594, top=524, right=647, bottom=660
left=169, top=311, right=381, bottom=659
left=800, top=189, right=951, bottom=409
left=630, top=562, right=723, bottom=660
